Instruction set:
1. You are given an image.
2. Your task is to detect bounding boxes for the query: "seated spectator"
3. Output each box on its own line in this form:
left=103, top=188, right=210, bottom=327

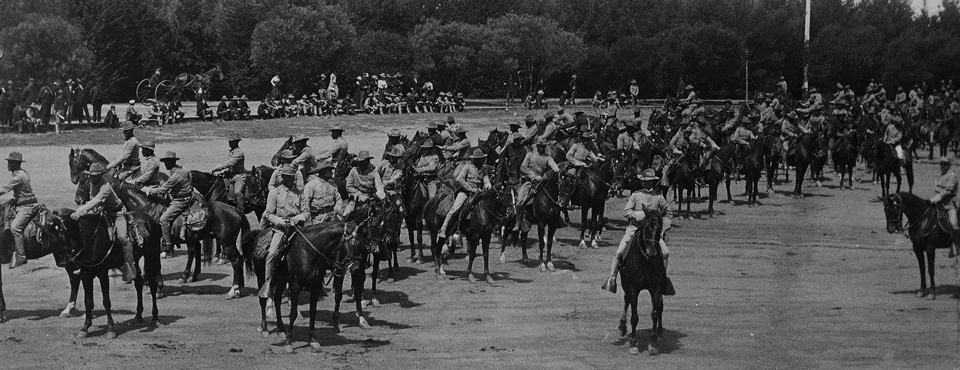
left=104, top=105, right=120, bottom=127
left=216, top=95, right=231, bottom=120
left=125, top=100, right=142, bottom=124
left=238, top=95, right=251, bottom=119
left=197, top=99, right=214, bottom=121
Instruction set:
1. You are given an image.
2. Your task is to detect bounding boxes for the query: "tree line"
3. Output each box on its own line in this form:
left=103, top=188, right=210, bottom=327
left=1, top=0, right=958, bottom=102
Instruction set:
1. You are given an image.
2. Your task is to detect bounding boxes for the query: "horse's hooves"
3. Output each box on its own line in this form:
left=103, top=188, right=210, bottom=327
left=190, top=276, right=199, bottom=283
left=468, top=274, right=477, bottom=283
left=371, top=298, right=381, bottom=307
left=76, top=330, right=88, bottom=339
left=547, top=262, right=556, bottom=272
left=629, top=347, right=640, bottom=355
left=358, top=317, right=372, bottom=330
left=578, top=240, right=587, bottom=249
left=538, top=263, right=546, bottom=272
left=916, top=290, right=926, bottom=298
left=224, top=291, right=240, bottom=300
left=926, top=293, right=937, bottom=300
left=260, top=330, right=271, bottom=338
left=648, top=345, right=659, bottom=356
left=151, top=318, right=160, bottom=327
left=499, top=253, right=506, bottom=264
left=310, top=341, right=321, bottom=351
left=134, top=315, right=144, bottom=324
left=590, top=241, right=600, bottom=249
left=361, top=300, right=371, bottom=309
left=283, top=344, right=294, bottom=354
left=435, top=273, right=444, bottom=281
left=59, top=312, right=71, bottom=319
left=334, top=324, right=343, bottom=333
left=179, top=278, right=187, bottom=284
left=486, top=276, right=495, bottom=284
left=105, top=331, right=117, bottom=339
left=386, top=278, right=395, bottom=284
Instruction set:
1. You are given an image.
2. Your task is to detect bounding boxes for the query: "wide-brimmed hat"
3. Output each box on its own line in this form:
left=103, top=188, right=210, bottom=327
left=159, top=151, right=180, bottom=162
left=141, top=140, right=156, bottom=150
left=241, top=95, right=248, bottom=99
left=292, top=134, right=309, bottom=143
left=685, top=85, right=694, bottom=90
left=128, top=100, right=135, bottom=105
left=233, top=95, right=240, bottom=100
left=329, top=124, right=344, bottom=132
left=455, top=127, right=467, bottom=134
left=809, top=87, right=818, bottom=93
left=940, top=157, right=952, bottom=165
left=468, top=149, right=486, bottom=159
left=387, top=146, right=405, bottom=157
left=623, top=120, right=637, bottom=129
left=573, top=110, right=584, bottom=115
left=228, top=133, right=242, bottom=142
left=119, top=121, right=135, bottom=131
left=5, top=152, right=24, bottom=162
left=638, top=168, right=659, bottom=181
left=221, top=96, right=228, bottom=100
left=524, top=115, right=535, bottom=124
left=308, top=161, right=335, bottom=175
left=535, top=138, right=550, bottom=146
left=436, top=120, right=448, bottom=127
left=544, top=111, right=555, bottom=120
left=786, top=111, right=798, bottom=119
left=581, top=131, right=596, bottom=139
left=630, top=79, right=637, bottom=84
left=287, top=94, right=294, bottom=99
left=388, top=129, right=401, bottom=137
left=86, top=162, right=107, bottom=176
left=353, top=150, right=373, bottom=161
left=301, top=95, right=307, bottom=99
left=310, top=93, right=318, bottom=98
left=446, top=116, right=455, bottom=124
left=420, top=140, right=435, bottom=149
left=427, top=122, right=438, bottom=130
left=278, top=149, right=295, bottom=159
left=556, top=106, right=565, bottom=113
left=508, top=122, right=522, bottom=128
left=278, top=164, right=296, bottom=177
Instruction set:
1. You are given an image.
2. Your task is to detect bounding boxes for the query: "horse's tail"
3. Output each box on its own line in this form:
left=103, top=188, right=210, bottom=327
left=240, top=229, right=260, bottom=278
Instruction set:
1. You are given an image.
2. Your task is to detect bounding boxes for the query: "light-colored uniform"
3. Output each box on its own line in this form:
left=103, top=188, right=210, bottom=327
left=566, top=142, right=601, bottom=174
left=518, top=151, right=560, bottom=206
left=268, top=166, right=304, bottom=192
left=616, top=131, right=636, bottom=151
left=0, top=169, right=39, bottom=261
left=883, top=123, right=903, bottom=159
left=108, top=136, right=140, bottom=181
left=342, top=165, right=385, bottom=217
left=378, top=160, right=403, bottom=195
left=212, top=147, right=247, bottom=212
left=292, top=146, right=320, bottom=183
left=303, top=178, right=341, bottom=223
left=615, top=189, right=672, bottom=260
left=130, top=154, right=161, bottom=189
left=150, top=166, right=193, bottom=250
left=316, top=137, right=349, bottom=166
left=931, top=170, right=960, bottom=231
left=257, top=183, right=309, bottom=299
left=729, top=126, right=757, bottom=145
left=438, top=162, right=491, bottom=235
left=443, top=137, right=471, bottom=160
left=75, top=181, right=135, bottom=267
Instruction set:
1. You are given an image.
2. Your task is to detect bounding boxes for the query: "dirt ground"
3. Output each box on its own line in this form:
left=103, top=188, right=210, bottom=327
left=0, top=110, right=958, bottom=369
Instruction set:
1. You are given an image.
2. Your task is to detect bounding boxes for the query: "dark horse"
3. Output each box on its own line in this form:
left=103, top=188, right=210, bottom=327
left=242, top=222, right=369, bottom=353
left=617, top=211, right=666, bottom=355
left=0, top=205, right=81, bottom=321
left=69, top=148, right=169, bottom=205
left=50, top=209, right=162, bottom=338
left=114, top=182, right=249, bottom=299
left=519, top=170, right=566, bottom=271
left=458, top=188, right=511, bottom=283
left=668, top=149, right=699, bottom=220
left=784, top=133, right=818, bottom=196
left=881, top=193, right=953, bottom=299
left=348, top=196, right=403, bottom=306
left=704, top=144, right=736, bottom=215
left=873, top=140, right=905, bottom=198
left=833, top=133, right=859, bottom=190
left=560, top=160, right=613, bottom=249
left=742, top=141, right=766, bottom=206
left=399, top=131, right=431, bottom=264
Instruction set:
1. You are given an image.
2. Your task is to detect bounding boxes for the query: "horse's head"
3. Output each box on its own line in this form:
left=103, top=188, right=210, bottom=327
left=337, top=222, right=364, bottom=270
left=68, top=148, right=85, bottom=185
left=880, top=194, right=905, bottom=234
left=495, top=183, right=517, bottom=224
left=635, top=209, right=664, bottom=259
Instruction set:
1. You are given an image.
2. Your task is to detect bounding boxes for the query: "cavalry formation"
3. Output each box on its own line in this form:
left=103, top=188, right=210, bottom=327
left=0, top=86, right=957, bottom=355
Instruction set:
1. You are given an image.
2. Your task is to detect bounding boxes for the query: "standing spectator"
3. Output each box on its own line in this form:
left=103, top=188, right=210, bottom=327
left=38, top=81, right=53, bottom=125
left=0, top=82, right=10, bottom=126
left=270, top=75, right=281, bottom=99
left=20, top=78, right=37, bottom=107
left=149, top=68, right=162, bottom=89
left=569, top=74, right=578, bottom=105
left=63, top=79, right=76, bottom=125
left=75, top=77, right=90, bottom=124
left=629, top=79, right=639, bottom=106
left=535, top=89, right=545, bottom=109
left=89, top=82, right=103, bottom=123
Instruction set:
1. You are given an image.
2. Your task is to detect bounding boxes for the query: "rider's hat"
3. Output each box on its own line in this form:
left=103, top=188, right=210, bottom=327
left=5, top=152, right=24, bottom=163
left=685, top=85, right=694, bottom=90
left=509, top=121, right=522, bottom=128
left=468, top=149, right=487, bottom=159
left=278, top=164, right=296, bottom=177
left=228, top=133, right=242, bottom=142
left=128, top=100, right=135, bottom=105
left=159, top=151, right=180, bottom=162
left=241, top=95, right=248, bottom=100
left=524, top=115, right=536, bottom=124
left=436, top=120, right=448, bottom=127
left=140, top=140, right=156, bottom=150
left=420, top=140, right=435, bottom=149
left=455, top=126, right=468, bottom=134
left=388, top=129, right=401, bottom=137
left=329, top=124, right=344, bottom=132
left=786, top=111, right=798, bottom=119
left=353, top=150, right=374, bottom=161
left=638, top=168, right=659, bottom=181
left=221, top=95, right=228, bottom=100
left=86, top=162, right=107, bottom=176
left=427, top=122, right=438, bottom=130
left=292, top=134, right=309, bottom=143
left=278, top=149, right=296, bottom=159
left=308, top=161, right=335, bottom=175
left=446, top=116, right=455, bottom=124
left=387, top=146, right=405, bottom=157
left=581, top=131, right=596, bottom=139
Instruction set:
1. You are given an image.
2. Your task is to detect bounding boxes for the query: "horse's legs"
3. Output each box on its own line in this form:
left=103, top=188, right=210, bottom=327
left=926, top=248, right=937, bottom=299
left=519, top=230, right=529, bottom=262
left=578, top=206, right=589, bottom=249
left=134, top=276, right=144, bottom=323
left=685, top=188, right=693, bottom=219
left=894, top=171, right=902, bottom=193
left=352, top=270, right=370, bottom=329
left=482, top=234, right=493, bottom=284
left=369, top=254, right=381, bottom=306
left=707, top=182, right=717, bottom=215
left=282, top=283, right=300, bottom=353
left=273, top=280, right=287, bottom=337
left=61, top=270, right=81, bottom=318
left=629, top=292, right=640, bottom=355
left=619, top=293, right=629, bottom=337
left=308, top=290, right=320, bottom=349
left=725, top=176, right=732, bottom=202
left=537, top=224, right=546, bottom=271
left=148, top=274, right=159, bottom=324
left=545, top=226, right=556, bottom=271
left=430, top=230, right=444, bottom=278
left=913, top=247, right=927, bottom=296
left=590, top=204, right=603, bottom=248
left=466, top=234, right=478, bottom=282
left=99, top=271, right=116, bottom=339
left=648, top=291, right=663, bottom=355
left=77, top=274, right=94, bottom=338
left=406, top=225, right=417, bottom=262
left=225, top=257, right=243, bottom=300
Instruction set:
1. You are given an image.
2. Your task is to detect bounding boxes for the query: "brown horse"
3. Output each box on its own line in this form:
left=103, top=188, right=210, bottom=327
left=881, top=192, right=953, bottom=299
left=617, top=211, right=667, bottom=355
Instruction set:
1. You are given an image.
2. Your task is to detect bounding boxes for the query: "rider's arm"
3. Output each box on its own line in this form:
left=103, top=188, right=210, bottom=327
left=520, top=153, right=539, bottom=181
left=566, top=145, right=585, bottom=166
left=261, top=189, right=282, bottom=228
left=75, top=184, right=109, bottom=216
left=457, top=166, right=479, bottom=193
left=107, top=141, right=134, bottom=169
left=547, top=157, right=560, bottom=173
left=622, top=194, right=644, bottom=221
left=345, top=168, right=364, bottom=200
left=0, top=171, right=23, bottom=196
left=212, top=151, right=241, bottom=173
left=131, top=160, right=157, bottom=187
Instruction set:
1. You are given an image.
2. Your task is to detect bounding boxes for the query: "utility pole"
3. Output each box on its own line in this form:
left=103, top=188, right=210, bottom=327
left=803, top=0, right=811, bottom=91
left=745, top=49, right=750, bottom=102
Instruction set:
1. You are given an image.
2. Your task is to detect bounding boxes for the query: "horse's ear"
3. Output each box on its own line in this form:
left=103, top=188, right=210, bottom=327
left=877, top=196, right=884, bottom=202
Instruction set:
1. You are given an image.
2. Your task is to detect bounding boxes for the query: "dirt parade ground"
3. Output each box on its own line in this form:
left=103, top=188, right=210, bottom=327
left=0, top=110, right=958, bottom=369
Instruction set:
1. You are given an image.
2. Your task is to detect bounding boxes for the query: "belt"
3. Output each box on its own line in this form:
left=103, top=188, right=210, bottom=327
left=172, top=194, right=192, bottom=201
left=15, top=197, right=38, bottom=207
left=123, top=160, right=141, bottom=166
left=311, top=206, right=334, bottom=215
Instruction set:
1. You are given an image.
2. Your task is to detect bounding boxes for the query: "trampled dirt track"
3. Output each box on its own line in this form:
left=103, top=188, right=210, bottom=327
left=0, top=110, right=958, bottom=369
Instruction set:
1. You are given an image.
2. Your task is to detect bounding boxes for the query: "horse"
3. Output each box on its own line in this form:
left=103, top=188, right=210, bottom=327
left=351, top=196, right=403, bottom=305
left=668, top=148, right=699, bottom=220
left=833, top=133, right=858, bottom=190
left=703, top=144, right=736, bottom=215
left=68, top=148, right=169, bottom=204
left=559, top=160, right=613, bottom=249
left=809, top=133, right=829, bottom=188
left=872, top=140, right=904, bottom=198
left=458, top=188, right=511, bottom=283
left=616, top=211, right=667, bottom=355
left=881, top=192, right=953, bottom=299
left=760, top=132, right=783, bottom=194
left=519, top=170, right=566, bottom=271
left=241, top=165, right=272, bottom=219
left=0, top=205, right=82, bottom=321
left=934, top=118, right=955, bottom=158
left=113, top=183, right=249, bottom=299
left=785, top=132, right=818, bottom=196
left=242, top=222, right=369, bottom=353
left=399, top=131, right=431, bottom=264
left=49, top=209, right=162, bottom=338
left=742, top=140, right=766, bottom=206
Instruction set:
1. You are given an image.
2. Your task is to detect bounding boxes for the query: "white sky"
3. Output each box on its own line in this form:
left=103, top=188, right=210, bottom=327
left=911, top=0, right=944, bottom=14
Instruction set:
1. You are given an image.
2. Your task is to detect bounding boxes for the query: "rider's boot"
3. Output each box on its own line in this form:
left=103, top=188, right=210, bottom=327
left=121, top=239, right=140, bottom=283
left=950, top=229, right=960, bottom=258
left=601, top=254, right=621, bottom=293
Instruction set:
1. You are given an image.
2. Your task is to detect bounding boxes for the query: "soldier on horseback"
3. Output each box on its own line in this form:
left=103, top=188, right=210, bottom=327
left=107, top=121, right=140, bottom=182
left=258, top=165, right=310, bottom=299
left=930, top=157, right=960, bottom=257
left=378, top=146, right=404, bottom=196
left=780, top=111, right=809, bottom=164
left=342, top=151, right=386, bottom=218
left=303, top=161, right=341, bottom=223
left=129, top=140, right=160, bottom=190
left=211, top=134, right=247, bottom=214
left=414, top=141, right=442, bottom=199
left=602, top=169, right=672, bottom=293
left=0, top=152, right=38, bottom=269
left=729, top=117, right=757, bottom=163
left=515, top=139, right=560, bottom=231
left=440, top=127, right=470, bottom=161
left=438, top=149, right=492, bottom=241
left=72, top=162, right=140, bottom=282
left=382, top=129, right=403, bottom=160
left=149, top=152, right=193, bottom=256
left=498, top=121, right=524, bottom=154
left=883, top=116, right=904, bottom=166
left=269, top=150, right=304, bottom=191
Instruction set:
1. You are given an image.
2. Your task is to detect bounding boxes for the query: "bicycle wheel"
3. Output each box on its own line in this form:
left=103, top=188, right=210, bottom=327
left=136, top=79, right=152, bottom=103
left=155, top=80, right=177, bottom=103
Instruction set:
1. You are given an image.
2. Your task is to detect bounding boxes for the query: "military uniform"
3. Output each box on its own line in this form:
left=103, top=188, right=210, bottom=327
left=566, top=141, right=601, bottom=172
left=130, top=151, right=161, bottom=188
left=342, top=161, right=384, bottom=217
left=516, top=146, right=559, bottom=228
left=438, top=151, right=491, bottom=236
left=414, top=147, right=441, bottom=199
left=442, top=136, right=470, bottom=160
left=75, top=177, right=137, bottom=279
left=378, top=158, right=403, bottom=196
left=150, top=158, right=193, bottom=251
left=257, top=173, right=309, bottom=299
left=109, top=135, right=140, bottom=181
left=316, top=137, right=349, bottom=166
left=0, top=158, right=38, bottom=267
left=212, top=146, right=247, bottom=213
left=303, top=176, right=341, bottom=223
left=883, top=123, right=904, bottom=159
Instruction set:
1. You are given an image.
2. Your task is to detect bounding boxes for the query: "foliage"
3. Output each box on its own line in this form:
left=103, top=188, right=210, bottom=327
left=0, top=15, right=93, bottom=85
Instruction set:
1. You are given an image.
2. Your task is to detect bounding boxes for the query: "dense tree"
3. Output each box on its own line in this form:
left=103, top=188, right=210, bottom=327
left=0, top=15, right=93, bottom=85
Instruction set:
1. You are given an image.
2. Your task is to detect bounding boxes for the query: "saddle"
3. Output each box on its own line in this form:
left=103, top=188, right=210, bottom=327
left=173, top=192, right=209, bottom=236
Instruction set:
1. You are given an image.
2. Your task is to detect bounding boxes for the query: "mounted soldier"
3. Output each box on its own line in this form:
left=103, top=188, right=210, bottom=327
left=414, top=141, right=442, bottom=199
left=342, top=151, right=385, bottom=218
left=149, top=152, right=193, bottom=255
left=780, top=111, right=809, bottom=164
left=378, top=146, right=404, bottom=196
left=602, top=168, right=673, bottom=294
left=427, top=122, right=445, bottom=146
left=441, top=127, right=471, bottom=162
left=515, top=139, right=560, bottom=231
left=257, top=164, right=309, bottom=300
left=0, top=152, right=38, bottom=269
left=72, top=162, right=140, bottom=282
left=211, top=133, right=247, bottom=214
left=302, top=161, right=341, bottom=224
left=498, top=121, right=524, bottom=154
left=129, top=140, right=161, bottom=191
left=930, top=157, right=960, bottom=257
left=437, top=149, right=492, bottom=241
left=107, top=121, right=140, bottom=182
left=382, top=129, right=404, bottom=160
left=269, top=149, right=304, bottom=191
